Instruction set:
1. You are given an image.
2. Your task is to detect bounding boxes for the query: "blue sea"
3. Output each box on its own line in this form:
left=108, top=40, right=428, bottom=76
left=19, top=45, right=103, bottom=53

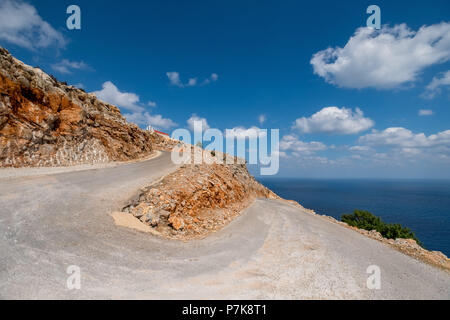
left=258, top=178, right=450, bottom=257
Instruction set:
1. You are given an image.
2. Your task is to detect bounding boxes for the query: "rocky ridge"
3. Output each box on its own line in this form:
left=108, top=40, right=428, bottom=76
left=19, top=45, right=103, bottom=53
left=123, top=150, right=278, bottom=239
left=0, top=47, right=156, bottom=167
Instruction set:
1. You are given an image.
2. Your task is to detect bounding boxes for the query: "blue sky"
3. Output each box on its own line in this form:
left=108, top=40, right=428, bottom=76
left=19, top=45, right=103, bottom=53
left=1, top=0, right=450, bottom=178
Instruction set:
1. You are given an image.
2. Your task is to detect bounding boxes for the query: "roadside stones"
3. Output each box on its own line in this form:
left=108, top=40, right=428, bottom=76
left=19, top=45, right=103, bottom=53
left=132, top=203, right=151, bottom=219
left=123, top=160, right=279, bottom=238
left=130, top=203, right=172, bottom=228
left=141, top=212, right=160, bottom=227
left=169, top=215, right=185, bottom=231
left=158, top=209, right=171, bottom=219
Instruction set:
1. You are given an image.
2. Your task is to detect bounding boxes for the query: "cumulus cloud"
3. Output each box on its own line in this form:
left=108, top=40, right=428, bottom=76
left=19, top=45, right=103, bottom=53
left=280, top=135, right=327, bottom=155
left=93, top=81, right=175, bottom=130
left=166, top=72, right=183, bottom=87
left=51, top=59, right=90, bottom=74
left=277, top=135, right=333, bottom=166
left=293, top=107, right=374, bottom=135
left=147, top=101, right=157, bottom=107
left=418, top=109, right=434, bottom=116
left=349, top=145, right=373, bottom=153
left=225, top=127, right=267, bottom=139
left=167, top=72, right=218, bottom=87
left=359, top=127, right=450, bottom=148
left=422, top=70, right=450, bottom=99
left=0, top=0, right=66, bottom=50
left=94, top=81, right=143, bottom=112
left=187, top=114, right=210, bottom=132
left=343, top=127, right=450, bottom=167
left=201, top=73, right=219, bottom=86
left=187, top=78, right=198, bottom=87
left=311, top=23, right=450, bottom=89
left=125, top=112, right=176, bottom=130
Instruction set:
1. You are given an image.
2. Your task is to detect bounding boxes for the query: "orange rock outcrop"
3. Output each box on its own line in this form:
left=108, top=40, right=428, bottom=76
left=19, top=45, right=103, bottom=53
left=123, top=161, right=279, bottom=239
left=0, top=47, right=155, bottom=167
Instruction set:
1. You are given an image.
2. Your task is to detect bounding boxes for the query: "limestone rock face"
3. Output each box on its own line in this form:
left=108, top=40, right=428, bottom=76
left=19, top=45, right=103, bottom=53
left=123, top=162, right=279, bottom=239
left=0, top=47, right=154, bottom=167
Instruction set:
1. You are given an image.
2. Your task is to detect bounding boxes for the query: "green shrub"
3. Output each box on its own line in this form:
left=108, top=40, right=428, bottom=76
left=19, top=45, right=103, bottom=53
left=341, top=210, right=423, bottom=247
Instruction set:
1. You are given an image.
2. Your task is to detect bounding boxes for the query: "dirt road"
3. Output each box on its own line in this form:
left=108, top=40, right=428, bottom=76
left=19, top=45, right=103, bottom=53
left=0, top=152, right=449, bottom=299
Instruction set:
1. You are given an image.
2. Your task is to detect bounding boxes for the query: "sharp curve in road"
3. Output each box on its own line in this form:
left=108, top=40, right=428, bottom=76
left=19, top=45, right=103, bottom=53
left=0, top=152, right=449, bottom=299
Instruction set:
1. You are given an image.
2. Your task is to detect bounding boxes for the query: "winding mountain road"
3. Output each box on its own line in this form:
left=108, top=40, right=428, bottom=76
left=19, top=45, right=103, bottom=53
left=0, top=152, right=449, bottom=299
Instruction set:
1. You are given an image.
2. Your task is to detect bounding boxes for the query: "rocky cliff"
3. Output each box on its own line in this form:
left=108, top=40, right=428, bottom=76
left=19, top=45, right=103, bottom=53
left=0, top=47, right=155, bottom=167
left=123, top=156, right=279, bottom=240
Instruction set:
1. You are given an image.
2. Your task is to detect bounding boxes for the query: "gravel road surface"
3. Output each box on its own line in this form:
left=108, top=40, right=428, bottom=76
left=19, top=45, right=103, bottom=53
left=1, top=152, right=449, bottom=299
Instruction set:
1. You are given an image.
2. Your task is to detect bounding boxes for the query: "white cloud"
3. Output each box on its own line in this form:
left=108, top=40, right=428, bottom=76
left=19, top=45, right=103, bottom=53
left=93, top=81, right=175, bottom=129
left=258, top=114, right=266, bottom=125
left=275, top=150, right=289, bottom=159
left=148, top=101, right=157, bottom=107
left=401, top=148, right=421, bottom=155
left=187, top=78, right=198, bottom=87
left=280, top=135, right=327, bottom=155
left=278, top=128, right=450, bottom=170
left=359, top=127, right=450, bottom=148
left=422, top=70, right=450, bottom=99
left=201, top=73, right=219, bottom=86
left=418, top=109, right=434, bottom=116
left=167, top=72, right=218, bottom=87
left=0, top=0, right=66, bottom=50
left=166, top=72, right=183, bottom=87
left=293, top=107, right=374, bottom=135
left=94, top=81, right=143, bottom=112
left=349, top=145, right=373, bottom=153
left=51, top=59, right=89, bottom=74
left=311, top=23, right=450, bottom=89
left=225, top=127, right=267, bottom=139
left=187, top=114, right=210, bottom=132
left=340, top=128, right=450, bottom=167
left=125, top=112, right=176, bottom=130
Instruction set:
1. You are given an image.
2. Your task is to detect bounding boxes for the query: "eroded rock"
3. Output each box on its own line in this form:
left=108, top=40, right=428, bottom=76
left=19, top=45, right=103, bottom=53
left=123, top=161, right=279, bottom=239
left=0, top=47, right=158, bottom=167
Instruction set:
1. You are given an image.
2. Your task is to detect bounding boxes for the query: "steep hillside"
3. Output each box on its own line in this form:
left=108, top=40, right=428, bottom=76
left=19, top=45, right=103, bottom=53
left=0, top=47, right=155, bottom=167
left=122, top=159, right=279, bottom=239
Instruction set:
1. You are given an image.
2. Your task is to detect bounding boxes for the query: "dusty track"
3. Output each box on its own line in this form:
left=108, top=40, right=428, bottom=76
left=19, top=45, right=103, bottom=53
left=0, top=153, right=449, bottom=299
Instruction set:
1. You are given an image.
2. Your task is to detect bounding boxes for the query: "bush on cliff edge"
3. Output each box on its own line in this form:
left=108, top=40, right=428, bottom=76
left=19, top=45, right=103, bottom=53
left=341, top=210, right=423, bottom=247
